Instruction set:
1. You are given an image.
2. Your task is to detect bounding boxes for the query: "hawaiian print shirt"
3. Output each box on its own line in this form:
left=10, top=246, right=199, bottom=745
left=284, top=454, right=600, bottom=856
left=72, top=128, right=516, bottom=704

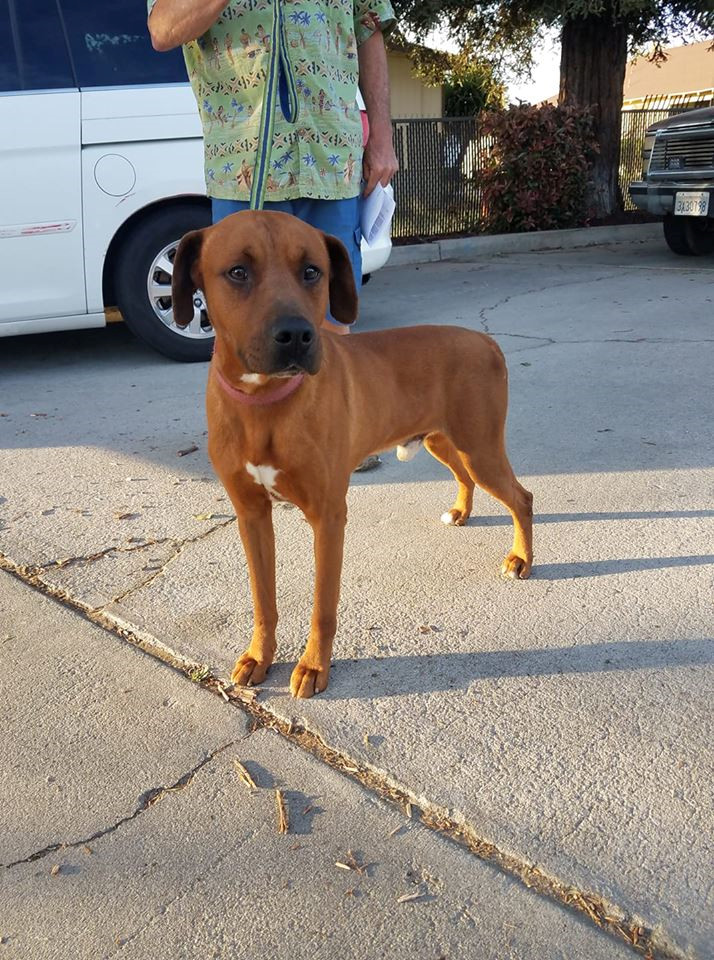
left=148, top=0, right=395, bottom=202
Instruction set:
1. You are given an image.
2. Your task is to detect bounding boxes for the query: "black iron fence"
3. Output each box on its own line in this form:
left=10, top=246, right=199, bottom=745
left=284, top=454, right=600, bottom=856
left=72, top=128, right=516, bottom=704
left=390, top=105, right=713, bottom=240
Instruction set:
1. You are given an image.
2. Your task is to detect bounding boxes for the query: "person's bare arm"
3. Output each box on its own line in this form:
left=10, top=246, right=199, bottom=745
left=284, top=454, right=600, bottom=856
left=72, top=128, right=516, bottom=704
left=358, top=29, right=398, bottom=196
left=148, top=0, right=231, bottom=52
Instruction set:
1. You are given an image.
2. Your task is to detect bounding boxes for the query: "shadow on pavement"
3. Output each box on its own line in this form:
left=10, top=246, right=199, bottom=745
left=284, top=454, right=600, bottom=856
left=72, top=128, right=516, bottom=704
left=466, top=509, right=714, bottom=526
left=529, top=553, right=714, bottom=580
left=0, top=322, right=166, bottom=372
left=261, top=635, right=713, bottom=701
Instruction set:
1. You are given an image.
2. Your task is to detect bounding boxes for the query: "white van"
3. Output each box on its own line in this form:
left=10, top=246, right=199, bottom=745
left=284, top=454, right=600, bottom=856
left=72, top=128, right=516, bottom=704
left=0, top=1, right=391, bottom=361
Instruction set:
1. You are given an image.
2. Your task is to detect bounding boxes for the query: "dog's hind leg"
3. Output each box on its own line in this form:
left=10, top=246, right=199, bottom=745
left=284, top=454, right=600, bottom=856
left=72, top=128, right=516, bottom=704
left=424, top=432, right=475, bottom=527
left=458, top=444, right=533, bottom=579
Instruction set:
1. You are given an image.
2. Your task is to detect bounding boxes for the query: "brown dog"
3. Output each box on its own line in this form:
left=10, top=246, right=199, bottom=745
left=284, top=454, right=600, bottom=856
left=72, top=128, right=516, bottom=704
left=172, top=211, right=533, bottom=698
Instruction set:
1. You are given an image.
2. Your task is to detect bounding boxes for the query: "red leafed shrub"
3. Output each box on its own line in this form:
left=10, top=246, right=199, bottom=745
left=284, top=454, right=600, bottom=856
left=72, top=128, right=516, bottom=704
left=478, top=104, right=599, bottom=233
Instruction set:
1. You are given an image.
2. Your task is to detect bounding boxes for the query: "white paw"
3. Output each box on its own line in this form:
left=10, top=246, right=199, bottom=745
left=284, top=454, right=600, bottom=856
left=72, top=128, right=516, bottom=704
left=441, top=511, right=456, bottom=526
left=396, top=438, right=423, bottom=462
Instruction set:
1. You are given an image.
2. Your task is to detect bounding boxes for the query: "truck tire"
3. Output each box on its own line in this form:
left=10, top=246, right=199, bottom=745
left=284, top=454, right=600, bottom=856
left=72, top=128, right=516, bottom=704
left=663, top=216, right=714, bottom=257
left=663, top=216, right=695, bottom=255
left=114, top=203, right=214, bottom=362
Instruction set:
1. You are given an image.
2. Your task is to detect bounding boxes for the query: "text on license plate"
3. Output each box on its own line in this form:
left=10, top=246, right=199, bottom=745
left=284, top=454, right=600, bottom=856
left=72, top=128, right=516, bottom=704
left=674, top=191, right=710, bottom=217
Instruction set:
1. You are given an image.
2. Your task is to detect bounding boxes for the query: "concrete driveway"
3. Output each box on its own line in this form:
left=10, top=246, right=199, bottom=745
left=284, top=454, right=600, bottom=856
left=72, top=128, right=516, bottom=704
left=1, top=237, right=712, bottom=959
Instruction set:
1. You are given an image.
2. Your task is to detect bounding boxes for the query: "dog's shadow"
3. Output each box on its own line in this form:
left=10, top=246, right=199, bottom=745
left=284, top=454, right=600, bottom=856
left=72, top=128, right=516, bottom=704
left=464, top=509, right=714, bottom=527
left=262, top=635, right=712, bottom=702
left=524, top=553, right=714, bottom=581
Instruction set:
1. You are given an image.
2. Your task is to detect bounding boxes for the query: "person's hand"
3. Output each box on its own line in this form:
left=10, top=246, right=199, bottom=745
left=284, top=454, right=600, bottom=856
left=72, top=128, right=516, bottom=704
left=362, top=127, right=398, bottom=196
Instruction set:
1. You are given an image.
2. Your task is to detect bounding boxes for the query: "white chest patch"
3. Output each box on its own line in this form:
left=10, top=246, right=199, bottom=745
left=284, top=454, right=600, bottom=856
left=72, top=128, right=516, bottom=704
left=396, top=438, right=423, bottom=462
left=245, top=462, right=281, bottom=500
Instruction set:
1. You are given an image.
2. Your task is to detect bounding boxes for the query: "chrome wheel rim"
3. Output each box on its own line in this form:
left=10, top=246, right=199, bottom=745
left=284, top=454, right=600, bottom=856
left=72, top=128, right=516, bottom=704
left=147, top=239, right=213, bottom=340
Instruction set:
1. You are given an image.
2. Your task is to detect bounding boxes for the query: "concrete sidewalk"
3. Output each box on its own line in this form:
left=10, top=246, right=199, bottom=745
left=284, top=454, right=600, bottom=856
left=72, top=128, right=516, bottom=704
left=1, top=238, right=713, bottom=958
left=386, top=221, right=661, bottom=267
left=0, top=574, right=632, bottom=959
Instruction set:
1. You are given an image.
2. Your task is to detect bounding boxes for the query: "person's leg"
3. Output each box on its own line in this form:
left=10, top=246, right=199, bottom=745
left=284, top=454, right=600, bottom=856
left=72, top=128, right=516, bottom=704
left=293, top=197, right=362, bottom=289
left=212, top=198, right=249, bottom=223
left=212, top=198, right=295, bottom=223
left=290, top=197, right=362, bottom=330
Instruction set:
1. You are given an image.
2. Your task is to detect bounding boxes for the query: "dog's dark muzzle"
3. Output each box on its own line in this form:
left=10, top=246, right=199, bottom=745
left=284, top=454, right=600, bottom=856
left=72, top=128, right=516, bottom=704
left=267, top=315, right=320, bottom=375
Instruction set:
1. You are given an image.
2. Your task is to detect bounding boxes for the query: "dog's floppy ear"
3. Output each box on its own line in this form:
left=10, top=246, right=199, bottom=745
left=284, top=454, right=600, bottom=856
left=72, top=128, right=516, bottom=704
left=171, top=229, right=205, bottom=329
left=323, top=232, right=358, bottom=325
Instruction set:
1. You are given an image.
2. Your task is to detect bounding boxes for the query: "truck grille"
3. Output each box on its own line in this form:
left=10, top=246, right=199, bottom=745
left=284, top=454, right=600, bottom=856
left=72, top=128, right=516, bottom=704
left=650, top=133, right=714, bottom=175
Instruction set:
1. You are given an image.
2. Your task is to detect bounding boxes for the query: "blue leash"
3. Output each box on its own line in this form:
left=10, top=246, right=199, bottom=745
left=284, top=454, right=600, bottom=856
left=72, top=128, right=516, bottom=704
left=249, top=0, right=300, bottom=210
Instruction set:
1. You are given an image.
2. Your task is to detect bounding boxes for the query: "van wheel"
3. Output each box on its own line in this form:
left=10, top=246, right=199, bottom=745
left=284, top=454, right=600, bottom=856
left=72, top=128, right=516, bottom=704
left=114, top=203, right=213, bottom=361
left=663, top=216, right=714, bottom=256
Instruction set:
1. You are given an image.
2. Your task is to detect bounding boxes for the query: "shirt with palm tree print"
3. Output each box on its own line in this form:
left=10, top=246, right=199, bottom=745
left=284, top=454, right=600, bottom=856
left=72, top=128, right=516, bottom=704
left=148, top=0, right=395, bottom=201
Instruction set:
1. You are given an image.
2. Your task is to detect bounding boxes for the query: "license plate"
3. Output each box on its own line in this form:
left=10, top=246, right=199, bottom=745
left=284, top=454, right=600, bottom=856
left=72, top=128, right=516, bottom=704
left=674, top=191, right=710, bottom=217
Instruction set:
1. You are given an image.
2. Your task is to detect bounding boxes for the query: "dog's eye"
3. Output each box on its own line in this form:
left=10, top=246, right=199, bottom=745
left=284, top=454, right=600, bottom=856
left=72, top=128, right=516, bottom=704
left=303, top=265, right=321, bottom=283
left=228, top=265, right=249, bottom=283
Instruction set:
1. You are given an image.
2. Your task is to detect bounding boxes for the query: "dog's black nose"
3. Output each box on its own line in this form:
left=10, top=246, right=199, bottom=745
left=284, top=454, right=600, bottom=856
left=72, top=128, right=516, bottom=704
left=271, top=316, right=314, bottom=348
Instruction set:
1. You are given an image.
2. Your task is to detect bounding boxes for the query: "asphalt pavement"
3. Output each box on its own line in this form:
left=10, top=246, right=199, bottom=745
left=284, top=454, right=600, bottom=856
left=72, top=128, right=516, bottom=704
left=1, top=237, right=712, bottom=958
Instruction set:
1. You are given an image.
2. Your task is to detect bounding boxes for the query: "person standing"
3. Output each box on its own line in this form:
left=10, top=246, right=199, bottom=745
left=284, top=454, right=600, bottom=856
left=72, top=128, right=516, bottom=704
left=147, top=0, right=398, bottom=300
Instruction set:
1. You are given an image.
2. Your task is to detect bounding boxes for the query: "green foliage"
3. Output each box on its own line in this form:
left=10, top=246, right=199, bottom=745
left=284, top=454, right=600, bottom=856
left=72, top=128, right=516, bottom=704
left=188, top=664, right=211, bottom=682
left=444, top=50, right=506, bottom=117
left=387, top=34, right=505, bottom=116
left=478, top=104, right=599, bottom=232
left=392, top=0, right=714, bottom=66
left=393, top=0, right=712, bottom=218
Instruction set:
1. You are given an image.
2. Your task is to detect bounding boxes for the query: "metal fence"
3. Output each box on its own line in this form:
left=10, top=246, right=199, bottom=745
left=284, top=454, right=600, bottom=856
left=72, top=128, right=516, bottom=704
left=391, top=117, right=486, bottom=240
left=390, top=104, right=713, bottom=240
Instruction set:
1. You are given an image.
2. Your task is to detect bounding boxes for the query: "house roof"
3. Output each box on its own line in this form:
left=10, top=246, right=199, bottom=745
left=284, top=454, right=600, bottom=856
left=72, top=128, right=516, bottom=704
left=623, top=40, right=714, bottom=100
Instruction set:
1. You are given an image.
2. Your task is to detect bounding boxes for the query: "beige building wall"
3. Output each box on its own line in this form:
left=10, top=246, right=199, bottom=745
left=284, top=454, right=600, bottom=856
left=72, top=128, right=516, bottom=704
left=388, top=52, right=443, bottom=118
left=622, top=40, right=714, bottom=110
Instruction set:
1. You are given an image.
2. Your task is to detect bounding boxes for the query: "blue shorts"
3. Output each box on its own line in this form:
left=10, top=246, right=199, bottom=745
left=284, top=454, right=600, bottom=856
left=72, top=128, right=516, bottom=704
left=211, top=196, right=362, bottom=293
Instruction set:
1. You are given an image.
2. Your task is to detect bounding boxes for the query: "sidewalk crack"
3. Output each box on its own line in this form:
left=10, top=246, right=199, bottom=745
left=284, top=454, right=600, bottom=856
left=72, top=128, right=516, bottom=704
left=2, top=741, right=235, bottom=870
left=107, top=844, right=242, bottom=955
left=478, top=271, right=623, bottom=332
left=490, top=331, right=714, bottom=349
left=41, top=538, right=174, bottom=573
left=102, top=517, right=235, bottom=608
left=0, top=554, right=690, bottom=959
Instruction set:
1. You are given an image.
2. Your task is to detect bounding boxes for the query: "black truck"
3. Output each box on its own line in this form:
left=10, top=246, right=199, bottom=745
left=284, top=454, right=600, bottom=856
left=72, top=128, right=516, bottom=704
left=629, top=106, right=714, bottom=256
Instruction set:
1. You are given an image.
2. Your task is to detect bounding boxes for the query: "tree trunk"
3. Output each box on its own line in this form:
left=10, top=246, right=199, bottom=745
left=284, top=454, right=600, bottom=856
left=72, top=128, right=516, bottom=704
left=559, top=14, right=628, bottom=219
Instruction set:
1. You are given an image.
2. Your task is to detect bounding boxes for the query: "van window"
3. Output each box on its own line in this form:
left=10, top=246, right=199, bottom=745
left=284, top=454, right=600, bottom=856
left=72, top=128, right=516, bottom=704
left=58, top=0, right=186, bottom=87
left=1, top=0, right=75, bottom=92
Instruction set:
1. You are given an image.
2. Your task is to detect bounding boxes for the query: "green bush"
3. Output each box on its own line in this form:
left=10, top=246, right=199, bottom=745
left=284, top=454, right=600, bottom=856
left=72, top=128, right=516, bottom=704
left=443, top=51, right=505, bottom=117
left=478, top=104, right=599, bottom=233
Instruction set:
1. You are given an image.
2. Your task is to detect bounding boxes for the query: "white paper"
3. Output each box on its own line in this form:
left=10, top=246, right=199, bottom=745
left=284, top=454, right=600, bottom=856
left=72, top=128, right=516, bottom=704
left=361, top=182, right=396, bottom=247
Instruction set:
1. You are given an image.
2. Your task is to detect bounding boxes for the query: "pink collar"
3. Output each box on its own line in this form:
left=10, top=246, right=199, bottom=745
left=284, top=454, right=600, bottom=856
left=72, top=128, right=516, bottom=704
left=212, top=362, right=305, bottom=406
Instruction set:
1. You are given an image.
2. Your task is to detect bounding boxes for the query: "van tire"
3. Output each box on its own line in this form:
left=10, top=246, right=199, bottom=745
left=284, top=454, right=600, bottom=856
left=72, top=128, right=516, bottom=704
left=114, top=203, right=213, bottom=362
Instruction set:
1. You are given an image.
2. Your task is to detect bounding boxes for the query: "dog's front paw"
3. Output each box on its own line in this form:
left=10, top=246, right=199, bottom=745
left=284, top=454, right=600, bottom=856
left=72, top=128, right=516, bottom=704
left=290, top=659, right=330, bottom=699
left=231, top=652, right=272, bottom=687
left=501, top=552, right=532, bottom=580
